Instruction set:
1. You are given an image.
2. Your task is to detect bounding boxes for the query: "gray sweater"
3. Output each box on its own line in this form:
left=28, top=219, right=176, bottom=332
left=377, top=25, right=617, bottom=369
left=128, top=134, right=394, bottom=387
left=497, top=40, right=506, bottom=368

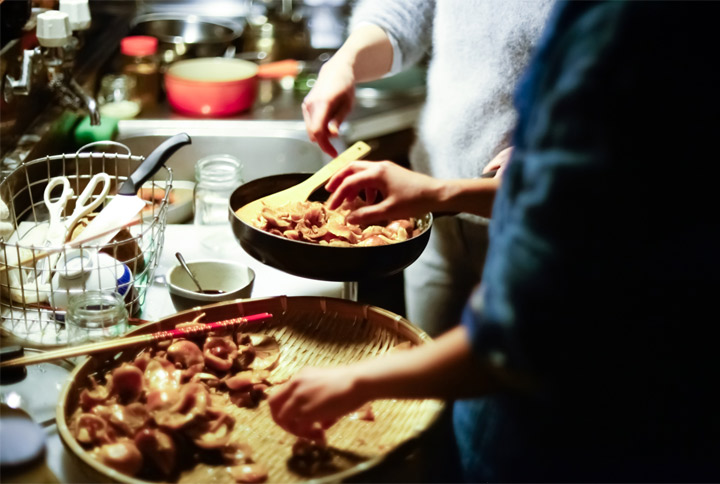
left=350, top=0, right=553, bottom=180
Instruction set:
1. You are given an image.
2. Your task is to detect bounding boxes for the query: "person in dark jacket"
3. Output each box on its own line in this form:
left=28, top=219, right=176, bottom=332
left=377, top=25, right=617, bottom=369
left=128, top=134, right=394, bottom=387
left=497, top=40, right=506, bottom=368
left=270, top=2, right=720, bottom=481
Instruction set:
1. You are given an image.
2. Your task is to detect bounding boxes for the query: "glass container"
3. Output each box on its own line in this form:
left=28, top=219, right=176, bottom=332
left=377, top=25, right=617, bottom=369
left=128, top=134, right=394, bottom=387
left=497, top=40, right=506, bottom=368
left=194, top=154, right=244, bottom=226
left=97, top=74, right=141, bottom=119
left=65, top=291, right=128, bottom=344
left=120, top=35, right=160, bottom=111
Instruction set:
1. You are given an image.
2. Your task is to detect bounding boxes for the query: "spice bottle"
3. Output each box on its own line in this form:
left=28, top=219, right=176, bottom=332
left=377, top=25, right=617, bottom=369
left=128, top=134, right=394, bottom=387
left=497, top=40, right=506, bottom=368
left=194, top=154, right=244, bottom=225
left=120, top=35, right=160, bottom=112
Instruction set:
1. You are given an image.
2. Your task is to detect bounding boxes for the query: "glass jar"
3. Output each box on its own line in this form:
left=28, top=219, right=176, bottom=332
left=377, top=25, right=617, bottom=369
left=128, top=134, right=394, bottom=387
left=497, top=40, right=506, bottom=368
left=65, top=291, right=128, bottom=345
left=97, top=74, right=141, bottom=119
left=120, top=35, right=160, bottom=111
left=194, top=154, right=245, bottom=226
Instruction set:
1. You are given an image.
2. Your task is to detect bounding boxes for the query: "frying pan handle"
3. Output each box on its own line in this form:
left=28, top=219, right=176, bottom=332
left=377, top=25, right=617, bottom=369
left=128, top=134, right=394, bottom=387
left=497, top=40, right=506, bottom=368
left=433, top=169, right=498, bottom=218
left=257, top=59, right=301, bottom=79
left=118, top=133, right=192, bottom=195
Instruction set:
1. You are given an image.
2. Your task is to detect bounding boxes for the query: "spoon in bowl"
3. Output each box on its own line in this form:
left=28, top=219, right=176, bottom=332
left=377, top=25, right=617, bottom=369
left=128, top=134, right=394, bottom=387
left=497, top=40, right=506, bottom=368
left=174, top=252, right=224, bottom=295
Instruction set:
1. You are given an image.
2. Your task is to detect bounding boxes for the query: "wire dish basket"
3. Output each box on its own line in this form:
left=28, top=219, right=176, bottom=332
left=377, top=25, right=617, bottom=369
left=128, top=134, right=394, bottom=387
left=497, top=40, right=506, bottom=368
left=0, top=143, right=172, bottom=347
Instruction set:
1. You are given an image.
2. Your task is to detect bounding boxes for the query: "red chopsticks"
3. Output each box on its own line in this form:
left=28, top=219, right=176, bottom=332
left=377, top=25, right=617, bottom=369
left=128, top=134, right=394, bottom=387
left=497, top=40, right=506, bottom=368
left=0, top=312, right=273, bottom=368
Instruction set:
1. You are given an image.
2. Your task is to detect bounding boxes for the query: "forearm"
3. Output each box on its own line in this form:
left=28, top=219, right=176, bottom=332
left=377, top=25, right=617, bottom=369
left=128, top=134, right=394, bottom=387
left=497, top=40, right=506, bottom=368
left=431, top=177, right=501, bottom=218
left=352, top=326, right=498, bottom=401
left=328, top=24, right=394, bottom=83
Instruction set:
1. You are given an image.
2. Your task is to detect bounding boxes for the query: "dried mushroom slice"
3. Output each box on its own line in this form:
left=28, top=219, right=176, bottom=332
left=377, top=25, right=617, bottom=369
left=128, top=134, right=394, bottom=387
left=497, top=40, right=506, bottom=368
left=246, top=334, right=280, bottom=371
left=74, top=413, right=114, bottom=446
left=204, top=336, right=239, bottom=372
left=134, top=428, right=177, bottom=477
left=188, top=408, right=235, bottom=450
left=95, top=439, right=143, bottom=476
left=225, top=370, right=270, bottom=391
left=110, top=364, right=144, bottom=403
left=228, top=462, right=268, bottom=483
left=167, top=339, right=204, bottom=368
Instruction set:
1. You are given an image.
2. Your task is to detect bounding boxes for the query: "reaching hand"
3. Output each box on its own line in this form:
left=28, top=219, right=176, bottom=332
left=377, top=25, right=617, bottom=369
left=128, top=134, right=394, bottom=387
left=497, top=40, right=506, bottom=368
left=325, top=161, right=442, bottom=225
left=268, top=366, right=368, bottom=440
left=302, top=59, right=357, bottom=157
left=483, top=146, right=513, bottom=178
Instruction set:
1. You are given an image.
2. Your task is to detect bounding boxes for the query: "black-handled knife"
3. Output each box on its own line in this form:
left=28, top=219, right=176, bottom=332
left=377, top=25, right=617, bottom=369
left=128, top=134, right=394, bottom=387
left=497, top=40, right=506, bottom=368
left=74, top=133, right=192, bottom=246
left=118, top=133, right=192, bottom=195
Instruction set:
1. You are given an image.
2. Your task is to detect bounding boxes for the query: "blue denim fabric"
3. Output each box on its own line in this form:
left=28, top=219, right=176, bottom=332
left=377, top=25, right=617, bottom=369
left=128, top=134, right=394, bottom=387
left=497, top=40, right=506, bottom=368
left=453, top=399, right=495, bottom=483
left=455, top=1, right=720, bottom=481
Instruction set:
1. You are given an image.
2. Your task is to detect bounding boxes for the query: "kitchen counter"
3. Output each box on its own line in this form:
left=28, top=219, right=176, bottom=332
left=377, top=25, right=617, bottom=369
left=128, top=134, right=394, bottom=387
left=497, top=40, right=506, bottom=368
left=1, top=223, right=352, bottom=483
left=142, top=223, right=351, bottom=321
left=118, top=75, right=424, bottom=149
left=0, top=220, right=458, bottom=484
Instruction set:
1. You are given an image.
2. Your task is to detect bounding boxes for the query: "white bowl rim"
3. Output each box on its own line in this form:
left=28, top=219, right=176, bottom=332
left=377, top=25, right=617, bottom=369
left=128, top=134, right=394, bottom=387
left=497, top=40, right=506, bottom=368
left=167, top=259, right=255, bottom=301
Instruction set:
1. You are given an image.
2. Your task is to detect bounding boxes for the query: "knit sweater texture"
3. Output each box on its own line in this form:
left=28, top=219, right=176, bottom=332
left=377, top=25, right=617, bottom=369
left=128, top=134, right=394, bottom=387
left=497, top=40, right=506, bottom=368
left=350, top=0, right=553, bottom=181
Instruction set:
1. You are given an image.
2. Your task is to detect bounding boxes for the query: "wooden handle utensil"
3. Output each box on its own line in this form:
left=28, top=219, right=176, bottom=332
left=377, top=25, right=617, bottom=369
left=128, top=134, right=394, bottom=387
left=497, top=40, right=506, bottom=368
left=0, top=312, right=273, bottom=368
left=234, top=141, right=371, bottom=223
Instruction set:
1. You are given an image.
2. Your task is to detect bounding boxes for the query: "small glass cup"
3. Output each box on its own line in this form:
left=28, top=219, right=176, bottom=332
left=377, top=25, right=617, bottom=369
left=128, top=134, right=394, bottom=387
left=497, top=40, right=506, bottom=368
left=65, top=291, right=128, bottom=345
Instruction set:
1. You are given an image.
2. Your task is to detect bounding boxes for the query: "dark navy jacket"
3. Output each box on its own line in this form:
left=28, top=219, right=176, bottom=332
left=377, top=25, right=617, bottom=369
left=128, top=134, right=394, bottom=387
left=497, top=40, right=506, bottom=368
left=457, top=2, right=720, bottom=481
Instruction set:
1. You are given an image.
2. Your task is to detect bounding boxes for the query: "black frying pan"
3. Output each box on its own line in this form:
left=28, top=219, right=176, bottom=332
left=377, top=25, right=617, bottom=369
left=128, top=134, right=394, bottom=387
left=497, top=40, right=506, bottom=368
left=228, top=173, right=432, bottom=282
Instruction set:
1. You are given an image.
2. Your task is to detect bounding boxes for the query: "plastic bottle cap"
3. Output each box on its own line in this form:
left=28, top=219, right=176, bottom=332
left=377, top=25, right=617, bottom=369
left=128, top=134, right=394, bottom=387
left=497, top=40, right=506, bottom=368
left=121, top=36, right=158, bottom=57
left=59, top=0, right=91, bottom=31
left=36, top=11, right=71, bottom=48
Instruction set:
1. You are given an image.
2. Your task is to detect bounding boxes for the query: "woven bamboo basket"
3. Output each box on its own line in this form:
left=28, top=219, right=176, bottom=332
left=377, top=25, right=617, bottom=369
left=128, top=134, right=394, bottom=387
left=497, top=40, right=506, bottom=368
left=57, top=296, right=445, bottom=483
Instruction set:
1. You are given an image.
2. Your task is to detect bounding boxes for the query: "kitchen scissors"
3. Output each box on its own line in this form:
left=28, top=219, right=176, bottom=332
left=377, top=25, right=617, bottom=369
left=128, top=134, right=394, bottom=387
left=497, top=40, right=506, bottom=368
left=37, top=172, right=111, bottom=283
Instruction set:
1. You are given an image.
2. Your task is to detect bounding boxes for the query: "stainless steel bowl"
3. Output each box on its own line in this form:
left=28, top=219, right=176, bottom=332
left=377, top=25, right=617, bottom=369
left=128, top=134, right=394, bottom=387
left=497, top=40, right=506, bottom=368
left=130, top=14, right=245, bottom=65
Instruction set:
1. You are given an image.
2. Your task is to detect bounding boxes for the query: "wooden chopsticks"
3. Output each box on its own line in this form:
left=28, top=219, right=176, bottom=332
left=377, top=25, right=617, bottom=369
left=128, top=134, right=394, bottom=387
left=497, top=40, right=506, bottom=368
left=0, top=312, right=273, bottom=368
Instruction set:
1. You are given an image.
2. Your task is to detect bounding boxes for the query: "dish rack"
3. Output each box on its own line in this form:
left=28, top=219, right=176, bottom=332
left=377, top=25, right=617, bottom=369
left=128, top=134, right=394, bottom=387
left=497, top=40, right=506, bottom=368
left=0, top=145, right=172, bottom=347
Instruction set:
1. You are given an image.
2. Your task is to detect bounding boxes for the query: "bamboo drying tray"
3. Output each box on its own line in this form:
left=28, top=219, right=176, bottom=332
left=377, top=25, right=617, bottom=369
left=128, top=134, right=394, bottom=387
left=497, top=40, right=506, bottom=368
left=56, top=296, right=445, bottom=483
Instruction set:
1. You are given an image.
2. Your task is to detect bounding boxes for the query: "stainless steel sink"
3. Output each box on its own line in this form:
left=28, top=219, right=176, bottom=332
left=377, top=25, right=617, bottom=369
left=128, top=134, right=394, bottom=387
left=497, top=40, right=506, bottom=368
left=116, top=119, right=342, bottom=182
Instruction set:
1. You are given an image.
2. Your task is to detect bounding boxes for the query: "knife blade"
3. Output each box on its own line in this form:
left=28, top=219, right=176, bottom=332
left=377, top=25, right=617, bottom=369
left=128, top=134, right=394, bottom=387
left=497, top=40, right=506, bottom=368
left=73, top=133, right=192, bottom=247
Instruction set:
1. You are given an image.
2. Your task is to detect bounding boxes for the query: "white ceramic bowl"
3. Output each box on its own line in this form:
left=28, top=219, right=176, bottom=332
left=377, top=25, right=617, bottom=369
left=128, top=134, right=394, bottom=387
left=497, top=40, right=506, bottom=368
left=50, top=249, right=133, bottom=310
left=166, top=259, right=255, bottom=311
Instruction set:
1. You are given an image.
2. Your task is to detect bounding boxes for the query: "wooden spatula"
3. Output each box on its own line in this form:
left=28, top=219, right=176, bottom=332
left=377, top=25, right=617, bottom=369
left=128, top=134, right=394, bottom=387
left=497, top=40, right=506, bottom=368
left=234, top=141, right=372, bottom=223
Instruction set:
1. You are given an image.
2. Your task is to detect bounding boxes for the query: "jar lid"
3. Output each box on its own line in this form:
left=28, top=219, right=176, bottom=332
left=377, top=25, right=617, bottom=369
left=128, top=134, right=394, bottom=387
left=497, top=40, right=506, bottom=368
left=121, top=35, right=158, bottom=57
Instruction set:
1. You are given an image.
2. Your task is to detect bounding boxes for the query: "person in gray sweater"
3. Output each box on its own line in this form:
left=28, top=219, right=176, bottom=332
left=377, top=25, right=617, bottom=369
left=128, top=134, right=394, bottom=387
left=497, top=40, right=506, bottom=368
left=303, top=0, right=553, bottom=336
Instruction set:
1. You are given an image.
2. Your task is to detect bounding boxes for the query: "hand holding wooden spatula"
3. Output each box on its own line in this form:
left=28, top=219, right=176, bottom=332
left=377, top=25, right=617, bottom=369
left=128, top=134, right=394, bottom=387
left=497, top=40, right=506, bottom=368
left=234, top=141, right=371, bottom=223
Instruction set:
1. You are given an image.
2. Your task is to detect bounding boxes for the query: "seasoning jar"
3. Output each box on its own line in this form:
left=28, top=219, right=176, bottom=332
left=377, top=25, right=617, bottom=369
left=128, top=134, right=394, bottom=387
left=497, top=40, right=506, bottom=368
left=194, top=154, right=244, bottom=226
left=120, top=35, right=160, bottom=111
left=65, top=291, right=129, bottom=345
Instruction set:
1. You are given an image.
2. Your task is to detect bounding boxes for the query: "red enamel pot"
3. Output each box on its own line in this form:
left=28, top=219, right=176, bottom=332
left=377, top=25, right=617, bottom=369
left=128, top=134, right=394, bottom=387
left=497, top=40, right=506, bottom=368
left=164, top=58, right=258, bottom=117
